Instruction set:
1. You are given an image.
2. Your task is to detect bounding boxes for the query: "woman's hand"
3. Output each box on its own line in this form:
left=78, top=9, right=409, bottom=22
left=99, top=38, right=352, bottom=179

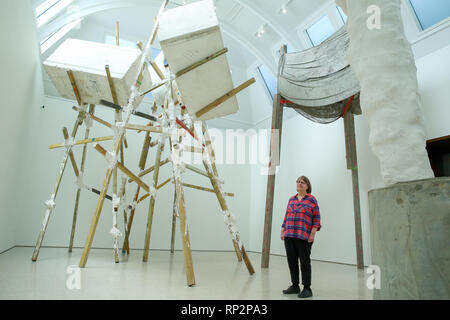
left=308, top=227, right=317, bottom=243
left=280, top=228, right=285, bottom=240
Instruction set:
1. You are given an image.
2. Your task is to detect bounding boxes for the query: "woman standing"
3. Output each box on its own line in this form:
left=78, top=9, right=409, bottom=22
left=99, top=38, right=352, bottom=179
left=281, top=176, right=321, bottom=298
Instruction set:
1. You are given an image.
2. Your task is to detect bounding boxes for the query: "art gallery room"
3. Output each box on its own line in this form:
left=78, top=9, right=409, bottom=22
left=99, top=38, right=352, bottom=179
left=0, top=0, right=449, bottom=303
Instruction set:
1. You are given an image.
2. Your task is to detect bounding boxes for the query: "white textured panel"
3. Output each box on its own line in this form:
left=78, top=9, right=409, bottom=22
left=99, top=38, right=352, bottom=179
left=342, top=0, right=434, bottom=185
left=43, top=38, right=152, bottom=106
left=159, top=0, right=238, bottom=121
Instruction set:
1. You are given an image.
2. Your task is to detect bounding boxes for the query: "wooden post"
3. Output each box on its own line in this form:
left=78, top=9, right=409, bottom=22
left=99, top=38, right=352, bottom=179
left=48, top=136, right=114, bottom=149
left=201, top=124, right=258, bottom=271
left=169, top=137, right=177, bottom=254
left=343, top=110, right=364, bottom=269
left=142, top=136, right=164, bottom=262
left=115, top=21, right=120, bottom=46
left=69, top=104, right=95, bottom=252
left=122, top=132, right=152, bottom=254
left=32, top=110, right=86, bottom=261
left=261, top=94, right=283, bottom=268
left=170, top=188, right=177, bottom=254
left=195, top=78, right=256, bottom=118
left=175, top=48, right=228, bottom=78
left=67, top=70, right=82, bottom=106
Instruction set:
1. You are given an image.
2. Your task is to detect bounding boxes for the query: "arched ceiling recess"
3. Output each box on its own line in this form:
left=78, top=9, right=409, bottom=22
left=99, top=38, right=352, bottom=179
left=232, top=0, right=301, bottom=50
left=36, top=0, right=313, bottom=75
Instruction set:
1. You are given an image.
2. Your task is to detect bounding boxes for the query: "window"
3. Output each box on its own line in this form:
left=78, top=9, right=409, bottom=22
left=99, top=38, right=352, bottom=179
left=151, top=48, right=162, bottom=61
left=40, top=18, right=82, bottom=53
left=36, top=0, right=74, bottom=28
left=257, top=64, right=277, bottom=99
left=306, top=15, right=335, bottom=46
left=409, top=0, right=450, bottom=30
left=337, top=6, right=347, bottom=24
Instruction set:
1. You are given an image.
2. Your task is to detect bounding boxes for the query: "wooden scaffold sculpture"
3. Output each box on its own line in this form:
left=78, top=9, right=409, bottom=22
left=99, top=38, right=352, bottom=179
left=32, top=0, right=255, bottom=286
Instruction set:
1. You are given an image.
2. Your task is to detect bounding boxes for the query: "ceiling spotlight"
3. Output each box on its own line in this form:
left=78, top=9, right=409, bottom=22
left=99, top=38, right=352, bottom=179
left=255, top=24, right=266, bottom=38
left=280, top=0, right=292, bottom=14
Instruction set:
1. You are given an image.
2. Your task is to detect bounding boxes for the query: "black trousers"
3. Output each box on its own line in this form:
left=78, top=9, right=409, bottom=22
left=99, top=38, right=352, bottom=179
left=284, top=237, right=312, bottom=288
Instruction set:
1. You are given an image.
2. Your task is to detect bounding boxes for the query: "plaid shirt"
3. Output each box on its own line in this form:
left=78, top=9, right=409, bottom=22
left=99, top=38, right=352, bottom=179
left=282, top=194, right=321, bottom=240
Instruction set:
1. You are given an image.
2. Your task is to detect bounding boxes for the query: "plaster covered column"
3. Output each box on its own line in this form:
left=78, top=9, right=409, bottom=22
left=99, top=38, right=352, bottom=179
left=337, top=0, right=449, bottom=300
left=337, top=0, right=434, bottom=186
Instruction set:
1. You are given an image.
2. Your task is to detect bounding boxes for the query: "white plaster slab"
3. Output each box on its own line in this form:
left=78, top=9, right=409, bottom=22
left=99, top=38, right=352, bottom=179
left=158, top=0, right=238, bottom=121
left=43, top=38, right=152, bottom=106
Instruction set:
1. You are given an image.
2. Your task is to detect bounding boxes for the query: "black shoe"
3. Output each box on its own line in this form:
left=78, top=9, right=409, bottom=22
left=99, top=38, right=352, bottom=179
left=282, top=285, right=300, bottom=294
left=298, top=287, right=313, bottom=298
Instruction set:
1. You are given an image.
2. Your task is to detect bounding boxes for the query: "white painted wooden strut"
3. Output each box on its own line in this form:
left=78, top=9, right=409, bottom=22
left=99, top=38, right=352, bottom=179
left=167, top=81, right=196, bottom=286
left=32, top=110, right=86, bottom=261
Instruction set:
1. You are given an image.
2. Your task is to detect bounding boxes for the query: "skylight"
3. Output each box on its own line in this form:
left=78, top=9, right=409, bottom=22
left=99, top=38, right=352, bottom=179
left=337, top=6, right=348, bottom=24
left=36, top=0, right=74, bottom=28
left=306, top=14, right=335, bottom=47
left=40, top=18, right=82, bottom=54
left=409, top=0, right=450, bottom=30
left=257, top=64, right=277, bottom=100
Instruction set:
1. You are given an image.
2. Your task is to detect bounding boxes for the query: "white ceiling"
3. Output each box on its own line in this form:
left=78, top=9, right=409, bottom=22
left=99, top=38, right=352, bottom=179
left=36, top=0, right=333, bottom=127
left=37, top=0, right=331, bottom=72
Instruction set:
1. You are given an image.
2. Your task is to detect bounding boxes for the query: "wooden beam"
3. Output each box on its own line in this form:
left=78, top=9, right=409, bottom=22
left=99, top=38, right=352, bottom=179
left=94, top=144, right=150, bottom=193
left=343, top=111, right=364, bottom=269
left=176, top=48, right=228, bottom=78
left=195, top=78, right=255, bottom=118
left=32, top=111, right=86, bottom=261
left=72, top=106, right=113, bottom=129
left=150, top=61, right=165, bottom=81
left=69, top=104, right=96, bottom=252
left=105, top=65, right=119, bottom=105
left=67, top=70, right=82, bottom=106
left=181, top=182, right=234, bottom=197
left=137, top=178, right=171, bottom=204
left=201, top=125, right=255, bottom=271
left=136, top=158, right=170, bottom=180
left=48, top=136, right=114, bottom=149
left=63, top=127, right=80, bottom=177
left=122, top=132, right=151, bottom=254
left=115, top=21, right=120, bottom=46
left=143, top=137, right=164, bottom=262
left=123, top=123, right=163, bottom=133
left=140, top=81, right=167, bottom=97
left=185, top=164, right=209, bottom=178
left=261, top=94, right=283, bottom=268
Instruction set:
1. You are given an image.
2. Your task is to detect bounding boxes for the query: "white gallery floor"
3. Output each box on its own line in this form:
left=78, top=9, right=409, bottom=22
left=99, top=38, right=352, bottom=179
left=0, top=247, right=373, bottom=300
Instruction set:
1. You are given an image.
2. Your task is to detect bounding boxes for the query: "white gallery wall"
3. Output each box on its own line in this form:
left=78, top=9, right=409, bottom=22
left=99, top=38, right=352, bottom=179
left=0, top=0, right=44, bottom=253
left=0, top=1, right=448, bottom=270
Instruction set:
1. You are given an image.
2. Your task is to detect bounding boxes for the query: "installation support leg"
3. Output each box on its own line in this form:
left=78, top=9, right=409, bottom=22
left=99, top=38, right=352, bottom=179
left=200, top=124, right=254, bottom=274
left=122, top=131, right=152, bottom=254
left=170, top=188, right=177, bottom=254
left=142, top=137, right=164, bottom=262
left=32, top=111, right=86, bottom=261
left=201, top=123, right=246, bottom=263
left=69, top=104, right=95, bottom=252
left=261, top=94, right=283, bottom=268
left=343, top=111, right=364, bottom=269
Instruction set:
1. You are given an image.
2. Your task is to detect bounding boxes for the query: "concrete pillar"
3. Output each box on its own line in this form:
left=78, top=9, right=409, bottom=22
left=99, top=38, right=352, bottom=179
left=368, top=177, right=450, bottom=299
